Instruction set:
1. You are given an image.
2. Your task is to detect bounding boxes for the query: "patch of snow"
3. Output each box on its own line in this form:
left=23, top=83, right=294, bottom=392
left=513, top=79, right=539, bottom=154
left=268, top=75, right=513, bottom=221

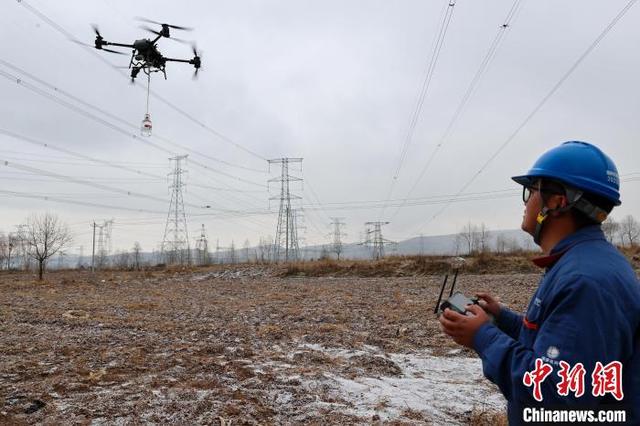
left=300, top=345, right=505, bottom=424
left=275, top=391, right=293, bottom=405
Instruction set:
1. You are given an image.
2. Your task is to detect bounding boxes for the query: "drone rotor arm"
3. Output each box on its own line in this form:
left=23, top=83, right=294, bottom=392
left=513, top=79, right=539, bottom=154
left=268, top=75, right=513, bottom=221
left=103, top=41, right=135, bottom=49
left=163, top=57, right=192, bottom=64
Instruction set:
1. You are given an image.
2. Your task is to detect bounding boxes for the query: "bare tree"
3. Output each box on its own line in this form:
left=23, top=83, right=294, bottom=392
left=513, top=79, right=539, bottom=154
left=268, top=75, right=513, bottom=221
left=619, top=215, right=639, bottom=247
left=495, top=233, right=507, bottom=254
left=257, top=237, right=271, bottom=263
left=22, top=213, right=72, bottom=280
left=601, top=217, right=620, bottom=244
left=477, top=223, right=490, bottom=254
left=506, top=236, right=523, bottom=253
left=115, top=250, right=131, bottom=270
left=453, top=233, right=463, bottom=255
left=243, top=239, right=251, bottom=263
left=0, top=233, right=7, bottom=269
left=459, top=222, right=478, bottom=255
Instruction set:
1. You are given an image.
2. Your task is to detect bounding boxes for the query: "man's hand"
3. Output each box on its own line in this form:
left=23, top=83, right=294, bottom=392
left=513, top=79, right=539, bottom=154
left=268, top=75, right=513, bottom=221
left=438, top=304, right=490, bottom=349
left=475, top=292, right=501, bottom=317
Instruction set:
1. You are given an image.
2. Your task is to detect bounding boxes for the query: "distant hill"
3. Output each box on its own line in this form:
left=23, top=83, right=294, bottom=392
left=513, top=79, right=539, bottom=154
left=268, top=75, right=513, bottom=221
left=298, top=229, right=535, bottom=260
left=48, top=229, right=535, bottom=268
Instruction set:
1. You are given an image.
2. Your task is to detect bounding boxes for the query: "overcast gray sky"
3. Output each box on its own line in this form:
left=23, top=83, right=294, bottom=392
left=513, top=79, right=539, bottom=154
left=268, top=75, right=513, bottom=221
left=1, top=0, right=638, bottom=255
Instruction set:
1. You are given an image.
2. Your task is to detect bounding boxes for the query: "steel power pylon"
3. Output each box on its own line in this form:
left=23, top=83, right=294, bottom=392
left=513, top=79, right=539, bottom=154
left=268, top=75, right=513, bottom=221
left=268, top=157, right=303, bottom=262
left=364, top=221, right=394, bottom=260
left=161, top=155, right=190, bottom=265
left=94, top=219, right=113, bottom=268
left=329, top=217, right=347, bottom=260
left=195, top=224, right=209, bottom=266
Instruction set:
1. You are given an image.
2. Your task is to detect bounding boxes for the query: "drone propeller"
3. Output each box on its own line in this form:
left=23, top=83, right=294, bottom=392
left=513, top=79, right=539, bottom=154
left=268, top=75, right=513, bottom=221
left=91, top=24, right=102, bottom=38
left=191, top=45, right=202, bottom=79
left=140, top=25, right=162, bottom=36
left=102, top=47, right=128, bottom=55
left=170, top=36, right=192, bottom=44
left=135, top=17, right=193, bottom=31
left=72, top=39, right=127, bottom=55
left=140, top=25, right=192, bottom=44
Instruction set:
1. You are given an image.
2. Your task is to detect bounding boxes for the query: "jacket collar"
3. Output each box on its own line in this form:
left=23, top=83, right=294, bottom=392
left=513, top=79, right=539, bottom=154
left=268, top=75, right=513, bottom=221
left=531, top=225, right=605, bottom=269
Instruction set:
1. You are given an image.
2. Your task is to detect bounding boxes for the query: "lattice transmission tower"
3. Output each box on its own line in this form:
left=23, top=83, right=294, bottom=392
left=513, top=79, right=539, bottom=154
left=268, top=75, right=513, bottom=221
left=364, top=221, right=394, bottom=260
left=162, top=155, right=190, bottom=265
left=329, top=217, right=347, bottom=260
left=268, top=157, right=303, bottom=262
left=95, top=219, right=113, bottom=268
left=194, top=224, right=209, bottom=266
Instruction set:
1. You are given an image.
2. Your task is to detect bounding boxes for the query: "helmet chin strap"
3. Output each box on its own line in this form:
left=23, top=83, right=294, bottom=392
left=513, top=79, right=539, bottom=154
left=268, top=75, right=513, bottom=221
left=533, top=189, right=575, bottom=245
left=533, top=186, right=608, bottom=246
left=534, top=207, right=550, bottom=246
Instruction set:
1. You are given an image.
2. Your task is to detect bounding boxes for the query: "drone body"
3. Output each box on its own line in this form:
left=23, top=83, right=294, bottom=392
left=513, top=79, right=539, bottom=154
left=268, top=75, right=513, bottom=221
left=91, top=18, right=201, bottom=81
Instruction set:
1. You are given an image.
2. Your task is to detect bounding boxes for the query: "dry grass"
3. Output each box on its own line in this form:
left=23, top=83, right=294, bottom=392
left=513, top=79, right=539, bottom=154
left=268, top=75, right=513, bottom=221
left=282, top=253, right=540, bottom=277
left=0, top=267, right=534, bottom=424
left=467, top=407, right=509, bottom=426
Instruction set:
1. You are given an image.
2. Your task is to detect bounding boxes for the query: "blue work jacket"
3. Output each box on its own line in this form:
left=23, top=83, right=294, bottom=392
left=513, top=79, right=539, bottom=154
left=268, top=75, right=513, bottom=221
left=473, top=225, right=640, bottom=425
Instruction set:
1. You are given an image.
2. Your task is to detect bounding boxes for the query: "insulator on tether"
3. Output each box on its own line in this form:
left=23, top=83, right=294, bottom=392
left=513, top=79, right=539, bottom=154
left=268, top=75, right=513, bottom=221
left=141, top=113, right=152, bottom=137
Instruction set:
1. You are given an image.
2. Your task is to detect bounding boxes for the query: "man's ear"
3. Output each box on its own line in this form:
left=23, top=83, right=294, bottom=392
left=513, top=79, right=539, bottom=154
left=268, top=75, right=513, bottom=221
left=546, top=194, right=567, bottom=211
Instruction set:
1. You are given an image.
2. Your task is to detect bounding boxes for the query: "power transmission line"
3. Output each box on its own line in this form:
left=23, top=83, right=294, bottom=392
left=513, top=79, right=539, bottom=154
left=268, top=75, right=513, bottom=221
left=411, top=0, right=639, bottom=236
left=0, top=58, right=267, bottom=174
left=0, top=68, right=267, bottom=188
left=17, top=0, right=268, bottom=164
left=388, top=0, right=525, bottom=222
left=1, top=109, right=269, bottom=214
left=379, top=0, right=458, bottom=219
left=0, top=189, right=166, bottom=214
left=0, top=157, right=206, bottom=210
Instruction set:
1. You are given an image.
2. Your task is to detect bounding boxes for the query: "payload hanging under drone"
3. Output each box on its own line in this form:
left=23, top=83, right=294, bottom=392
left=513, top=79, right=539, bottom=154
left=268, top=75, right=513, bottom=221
left=87, top=18, right=202, bottom=136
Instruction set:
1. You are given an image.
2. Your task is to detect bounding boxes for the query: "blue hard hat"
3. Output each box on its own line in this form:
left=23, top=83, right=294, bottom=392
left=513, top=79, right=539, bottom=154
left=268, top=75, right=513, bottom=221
left=512, top=141, right=621, bottom=206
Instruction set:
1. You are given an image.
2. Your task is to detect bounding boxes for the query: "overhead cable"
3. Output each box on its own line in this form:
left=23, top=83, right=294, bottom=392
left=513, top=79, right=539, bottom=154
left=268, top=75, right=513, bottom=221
left=17, top=0, right=268, bottom=164
left=412, top=0, right=639, bottom=236
left=388, top=0, right=525, bottom=222
left=379, top=0, right=457, bottom=219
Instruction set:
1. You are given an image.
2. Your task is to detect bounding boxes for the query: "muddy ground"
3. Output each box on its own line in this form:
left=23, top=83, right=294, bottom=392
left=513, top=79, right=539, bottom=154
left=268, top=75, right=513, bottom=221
left=0, top=267, right=541, bottom=425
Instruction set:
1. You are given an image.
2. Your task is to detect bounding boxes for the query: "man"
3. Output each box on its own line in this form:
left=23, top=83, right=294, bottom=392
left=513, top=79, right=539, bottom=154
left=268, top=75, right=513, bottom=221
left=439, top=141, right=640, bottom=424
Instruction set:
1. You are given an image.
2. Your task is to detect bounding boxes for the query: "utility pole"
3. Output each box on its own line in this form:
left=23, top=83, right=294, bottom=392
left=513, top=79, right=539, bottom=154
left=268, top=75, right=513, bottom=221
left=91, top=221, right=96, bottom=272
left=328, top=217, right=347, bottom=260
left=364, top=221, right=394, bottom=260
left=161, top=155, right=190, bottom=265
left=268, top=157, right=303, bottom=262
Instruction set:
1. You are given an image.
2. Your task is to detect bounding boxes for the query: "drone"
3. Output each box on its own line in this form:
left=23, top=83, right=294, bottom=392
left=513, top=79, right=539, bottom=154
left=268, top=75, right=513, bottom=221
left=89, top=18, right=201, bottom=81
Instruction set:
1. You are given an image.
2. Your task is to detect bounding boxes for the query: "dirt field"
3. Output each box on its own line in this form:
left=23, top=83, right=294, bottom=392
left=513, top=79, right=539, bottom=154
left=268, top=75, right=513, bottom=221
left=0, top=266, right=541, bottom=425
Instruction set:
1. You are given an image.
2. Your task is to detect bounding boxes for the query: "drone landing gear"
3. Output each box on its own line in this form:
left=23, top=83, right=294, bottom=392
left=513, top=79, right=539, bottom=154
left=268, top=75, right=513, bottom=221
left=131, top=67, right=141, bottom=82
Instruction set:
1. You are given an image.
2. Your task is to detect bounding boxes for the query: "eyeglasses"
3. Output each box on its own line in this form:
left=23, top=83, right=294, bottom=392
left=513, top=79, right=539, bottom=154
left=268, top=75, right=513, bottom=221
left=522, top=186, right=538, bottom=204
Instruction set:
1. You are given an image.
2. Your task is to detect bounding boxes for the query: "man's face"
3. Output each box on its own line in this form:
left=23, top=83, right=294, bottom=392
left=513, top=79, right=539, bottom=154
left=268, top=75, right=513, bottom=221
left=521, top=181, right=542, bottom=236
